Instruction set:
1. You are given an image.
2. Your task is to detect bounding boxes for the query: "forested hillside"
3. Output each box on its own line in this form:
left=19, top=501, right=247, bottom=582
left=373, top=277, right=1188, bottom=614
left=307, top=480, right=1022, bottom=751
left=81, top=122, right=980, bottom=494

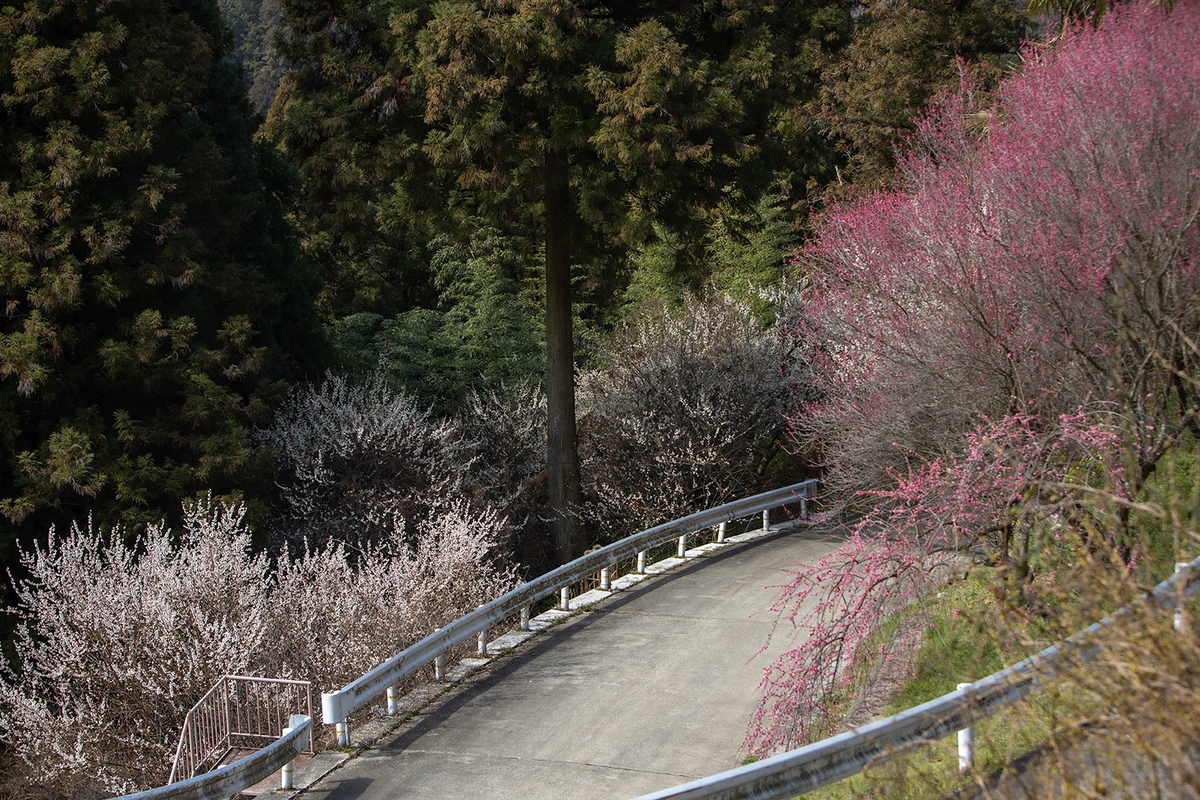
left=0, top=0, right=1098, bottom=796
left=217, top=0, right=286, bottom=113
left=0, top=0, right=324, bottom=571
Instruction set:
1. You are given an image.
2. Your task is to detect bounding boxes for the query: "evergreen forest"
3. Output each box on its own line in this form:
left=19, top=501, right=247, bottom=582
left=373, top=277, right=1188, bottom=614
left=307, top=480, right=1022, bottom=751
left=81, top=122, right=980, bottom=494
left=5, top=0, right=1200, bottom=796
left=1, top=0, right=1030, bottom=584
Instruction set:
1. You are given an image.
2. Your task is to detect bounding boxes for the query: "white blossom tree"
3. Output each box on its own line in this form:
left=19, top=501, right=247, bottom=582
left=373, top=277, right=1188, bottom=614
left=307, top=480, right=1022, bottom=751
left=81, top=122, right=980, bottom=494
left=578, top=294, right=800, bottom=541
left=257, top=373, right=477, bottom=552
left=0, top=497, right=515, bottom=796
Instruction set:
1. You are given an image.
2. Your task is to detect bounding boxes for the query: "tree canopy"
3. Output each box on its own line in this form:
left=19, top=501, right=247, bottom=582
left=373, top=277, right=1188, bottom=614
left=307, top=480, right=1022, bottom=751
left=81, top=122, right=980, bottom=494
left=268, top=0, right=872, bottom=560
left=814, top=0, right=1029, bottom=193
left=217, top=0, right=288, bottom=113
left=0, top=0, right=322, bottom=563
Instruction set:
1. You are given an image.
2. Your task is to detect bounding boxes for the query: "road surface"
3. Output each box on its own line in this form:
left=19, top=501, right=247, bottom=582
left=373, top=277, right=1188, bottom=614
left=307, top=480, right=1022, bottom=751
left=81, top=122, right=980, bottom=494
left=302, top=525, right=844, bottom=800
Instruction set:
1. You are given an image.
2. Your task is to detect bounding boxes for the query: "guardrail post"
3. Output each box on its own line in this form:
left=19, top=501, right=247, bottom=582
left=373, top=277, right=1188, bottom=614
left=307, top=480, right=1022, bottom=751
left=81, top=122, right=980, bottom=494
left=520, top=605, right=531, bottom=631
left=717, top=522, right=726, bottom=543
left=600, top=567, right=611, bottom=591
left=1176, top=562, right=1189, bottom=632
left=478, top=629, right=489, bottom=657
left=956, top=683, right=974, bottom=772
left=431, top=626, right=447, bottom=680
left=677, top=535, right=687, bottom=558
left=280, top=723, right=295, bottom=790
left=801, top=496, right=808, bottom=520
left=560, top=587, right=571, bottom=611
left=336, top=720, right=349, bottom=748
left=280, top=715, right=309, bottom=790
left=762, top=510, right=770, bottom=532
left=387, top=685, right=399, bottom=715
left=637, top=551, right=647, bottom=574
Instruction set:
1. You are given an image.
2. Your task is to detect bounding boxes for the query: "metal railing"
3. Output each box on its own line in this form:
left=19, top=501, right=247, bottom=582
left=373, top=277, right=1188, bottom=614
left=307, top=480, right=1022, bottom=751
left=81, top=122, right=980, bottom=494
left=118, top=478, right=1199, bottom=800
left=122, top=715, right=311, bottom=800
left=321, top=480, right=819, bottom=741
left=630, top=557, right=1200, bottom=799
left=168, top=676, right=313, bottom=783
left=120, top=481, right=817, bottom=800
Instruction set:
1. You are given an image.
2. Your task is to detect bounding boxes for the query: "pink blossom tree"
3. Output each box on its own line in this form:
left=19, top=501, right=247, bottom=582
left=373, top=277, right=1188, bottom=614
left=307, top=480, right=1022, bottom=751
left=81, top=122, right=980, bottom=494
left=793, top=0, right=1200, bottom=512
left=753, top=0, right=1200, bottom=754
left=748, top=410, right=1128, bottom=753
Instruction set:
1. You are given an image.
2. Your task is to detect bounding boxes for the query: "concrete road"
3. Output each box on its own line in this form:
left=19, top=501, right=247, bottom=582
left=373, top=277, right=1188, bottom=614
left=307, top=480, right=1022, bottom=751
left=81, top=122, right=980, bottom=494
left=302, top=526, right=844, bottom=800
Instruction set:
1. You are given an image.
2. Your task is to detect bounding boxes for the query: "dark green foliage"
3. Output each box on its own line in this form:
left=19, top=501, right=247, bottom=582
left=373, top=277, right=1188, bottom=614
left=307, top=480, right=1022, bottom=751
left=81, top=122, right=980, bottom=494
left=217, top=0, right=287, bottom=113
left=620, top=194, right=797, bottom=322
left=620, top=225, right=695, bottom=314
left=419, top=226, right=544, bottom=401
left=815, top=0, right=1030, bottom=194
left=263, top=0, right=437, bottom=319
left=265, top=0, right=861, bottom=317
left=328, top=224, right=545, bottom=415
left=0, top=0, right=322, bottom=561
left=708, top=195, right=796, bottom=318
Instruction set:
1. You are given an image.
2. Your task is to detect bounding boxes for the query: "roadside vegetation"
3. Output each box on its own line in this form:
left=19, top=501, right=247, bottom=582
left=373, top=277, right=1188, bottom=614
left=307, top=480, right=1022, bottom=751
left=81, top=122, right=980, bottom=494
left=5, top=0, right=1198, bottom=797
left=745, top=1, right=1200, bottom=795
left=798, top=533, right=1200, bottom=798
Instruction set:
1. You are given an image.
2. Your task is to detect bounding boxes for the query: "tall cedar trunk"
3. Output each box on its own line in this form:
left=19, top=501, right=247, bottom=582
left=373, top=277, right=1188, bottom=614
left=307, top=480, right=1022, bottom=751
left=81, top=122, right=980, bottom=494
left=544, top=149, right=586, bottom=563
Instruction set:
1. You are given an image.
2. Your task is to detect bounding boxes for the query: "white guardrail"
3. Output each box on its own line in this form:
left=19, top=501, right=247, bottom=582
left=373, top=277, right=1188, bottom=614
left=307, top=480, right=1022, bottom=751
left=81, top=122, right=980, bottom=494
left=120, top=480, right=817, bottom=799
left=630, top=556, right=1200, bottom=800
left=321, top=479, right=820, bottom=740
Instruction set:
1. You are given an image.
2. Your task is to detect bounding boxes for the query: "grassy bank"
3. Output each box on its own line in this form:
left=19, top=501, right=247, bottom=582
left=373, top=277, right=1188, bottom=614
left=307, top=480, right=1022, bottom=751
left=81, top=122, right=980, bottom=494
left=804, top=551, right=1199, bottom=799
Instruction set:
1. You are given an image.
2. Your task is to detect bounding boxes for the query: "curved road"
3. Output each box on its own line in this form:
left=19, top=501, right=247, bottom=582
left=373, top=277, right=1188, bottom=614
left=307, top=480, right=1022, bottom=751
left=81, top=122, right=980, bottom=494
left=302, top=525, right=844, bottom=800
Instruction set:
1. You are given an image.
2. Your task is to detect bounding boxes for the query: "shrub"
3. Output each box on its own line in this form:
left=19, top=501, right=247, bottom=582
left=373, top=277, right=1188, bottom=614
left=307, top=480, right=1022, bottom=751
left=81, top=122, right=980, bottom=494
left=0, top=497, right=515, bottom=796
left=327, top=225, right=545, bottom=417
left=578, top=294, right=799, bottom=541
left=256, top=373, right=476, bottom=553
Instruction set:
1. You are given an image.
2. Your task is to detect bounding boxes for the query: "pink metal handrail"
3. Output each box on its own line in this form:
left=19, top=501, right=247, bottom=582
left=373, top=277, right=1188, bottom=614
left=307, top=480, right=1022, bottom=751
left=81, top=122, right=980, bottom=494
left=169, top=676, right=312, bottom=784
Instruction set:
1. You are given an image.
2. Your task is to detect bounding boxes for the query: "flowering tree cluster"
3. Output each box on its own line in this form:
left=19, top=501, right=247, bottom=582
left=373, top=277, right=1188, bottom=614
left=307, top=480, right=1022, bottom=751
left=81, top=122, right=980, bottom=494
left=258, top=373, right=478, bottom=552
left=578, top=294, right=799, bottom=541
left=259, top=373, right=553, bottom=569
left=0, top=497, right=515, bottom=796
left=755, top=0, right=1200, bottom=754
left=793, top=0, right=1200, bottom=507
